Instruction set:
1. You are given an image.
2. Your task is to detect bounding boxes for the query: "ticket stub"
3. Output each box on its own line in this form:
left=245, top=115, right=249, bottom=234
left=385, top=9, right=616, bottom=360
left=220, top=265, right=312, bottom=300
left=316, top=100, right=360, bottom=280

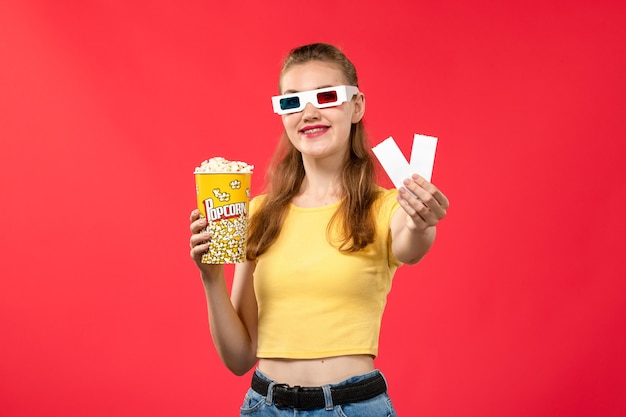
left=372, top=134, right=438, bottom=189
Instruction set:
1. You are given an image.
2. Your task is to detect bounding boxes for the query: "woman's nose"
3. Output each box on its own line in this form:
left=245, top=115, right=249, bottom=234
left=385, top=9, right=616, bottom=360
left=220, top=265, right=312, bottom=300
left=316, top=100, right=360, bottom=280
left=301, top=102, right=320, bottom=121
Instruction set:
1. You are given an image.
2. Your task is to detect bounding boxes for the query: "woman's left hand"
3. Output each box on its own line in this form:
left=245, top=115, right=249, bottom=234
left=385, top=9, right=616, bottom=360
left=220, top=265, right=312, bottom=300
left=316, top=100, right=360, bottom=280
left=397, top=174, right=449, bottom=232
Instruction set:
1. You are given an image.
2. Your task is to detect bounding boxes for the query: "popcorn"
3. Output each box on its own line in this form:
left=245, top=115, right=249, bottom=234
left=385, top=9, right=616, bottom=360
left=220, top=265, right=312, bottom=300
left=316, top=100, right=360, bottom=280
left=202, top=214, right=248, bottom=264
left=194, top=157, right=254, bottom=173
left=194, top=157, right=252, bottom=264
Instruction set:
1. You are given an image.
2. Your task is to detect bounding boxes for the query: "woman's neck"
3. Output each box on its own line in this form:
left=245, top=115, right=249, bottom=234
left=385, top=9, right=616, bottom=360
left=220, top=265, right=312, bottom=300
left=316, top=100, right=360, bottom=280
left=293, top=159, right=343, bottom=208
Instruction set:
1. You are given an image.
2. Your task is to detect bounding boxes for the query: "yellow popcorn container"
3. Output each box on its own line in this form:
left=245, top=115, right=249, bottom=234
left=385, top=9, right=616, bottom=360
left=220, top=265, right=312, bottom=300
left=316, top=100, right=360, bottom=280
left=195, top=172, right=252, bottom=264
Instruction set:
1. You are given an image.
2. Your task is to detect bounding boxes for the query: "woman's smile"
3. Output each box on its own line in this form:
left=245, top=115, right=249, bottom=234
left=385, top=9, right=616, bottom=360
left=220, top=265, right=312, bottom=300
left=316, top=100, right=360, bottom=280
left=299, top=124, right=330, bottom=138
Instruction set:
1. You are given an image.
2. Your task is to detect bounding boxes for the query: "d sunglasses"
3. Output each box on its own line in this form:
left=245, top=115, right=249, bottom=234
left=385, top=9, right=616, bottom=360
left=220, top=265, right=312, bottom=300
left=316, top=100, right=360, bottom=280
left=272, top=85, right=359, bottom=115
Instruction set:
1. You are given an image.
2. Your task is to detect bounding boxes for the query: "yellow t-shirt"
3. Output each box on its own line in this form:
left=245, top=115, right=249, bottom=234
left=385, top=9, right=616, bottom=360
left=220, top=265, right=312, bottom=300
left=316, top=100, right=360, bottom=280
left=251, top=187, right=402, bottom=359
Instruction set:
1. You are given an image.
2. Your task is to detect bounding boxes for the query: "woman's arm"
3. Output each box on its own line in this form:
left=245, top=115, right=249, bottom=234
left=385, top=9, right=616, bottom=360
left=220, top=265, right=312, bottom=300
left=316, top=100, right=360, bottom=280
left=390, top=174, right=449, bottom=265
left=190, top=209, right=258, bottom=375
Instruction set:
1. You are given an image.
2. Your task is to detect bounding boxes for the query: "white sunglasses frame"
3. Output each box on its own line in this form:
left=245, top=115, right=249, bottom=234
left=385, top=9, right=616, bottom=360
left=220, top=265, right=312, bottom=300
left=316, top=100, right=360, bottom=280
left=271, top=85, right=360, bottom=115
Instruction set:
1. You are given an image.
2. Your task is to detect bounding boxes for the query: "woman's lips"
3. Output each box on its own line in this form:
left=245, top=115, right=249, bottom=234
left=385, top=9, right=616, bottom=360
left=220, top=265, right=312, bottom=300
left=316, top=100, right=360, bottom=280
left=300, top=125, right=329, bottom=137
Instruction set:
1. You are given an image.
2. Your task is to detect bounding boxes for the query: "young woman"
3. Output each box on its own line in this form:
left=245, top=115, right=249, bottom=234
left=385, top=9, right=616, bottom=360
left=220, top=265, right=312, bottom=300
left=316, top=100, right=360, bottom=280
left=189, top=43, right=449, bottom=416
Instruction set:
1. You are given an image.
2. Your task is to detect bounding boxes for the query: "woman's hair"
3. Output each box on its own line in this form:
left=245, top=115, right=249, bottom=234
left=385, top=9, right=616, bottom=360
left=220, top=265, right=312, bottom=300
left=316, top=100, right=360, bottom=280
left=246, top=43, right=380, bottom=260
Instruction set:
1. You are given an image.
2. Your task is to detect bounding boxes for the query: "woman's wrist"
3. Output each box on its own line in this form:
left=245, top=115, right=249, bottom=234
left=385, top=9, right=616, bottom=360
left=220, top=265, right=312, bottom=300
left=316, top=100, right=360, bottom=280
left=199, top=264, right=225, bottom=283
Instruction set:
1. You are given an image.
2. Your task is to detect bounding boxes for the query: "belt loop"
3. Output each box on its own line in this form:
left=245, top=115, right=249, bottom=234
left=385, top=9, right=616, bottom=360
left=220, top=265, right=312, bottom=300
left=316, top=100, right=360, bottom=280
left=265, top=381, right=276, bottom=406
left=378, top=370, right=389, bottom=388
left=322, top=385, right=334, bottom=411
left=292, top=386, right=300, bottom=409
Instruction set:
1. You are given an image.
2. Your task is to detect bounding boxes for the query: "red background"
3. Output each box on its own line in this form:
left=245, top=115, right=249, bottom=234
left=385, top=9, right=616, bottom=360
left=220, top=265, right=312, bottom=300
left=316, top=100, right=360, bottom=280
left=1, top=1, right=625, bottom=416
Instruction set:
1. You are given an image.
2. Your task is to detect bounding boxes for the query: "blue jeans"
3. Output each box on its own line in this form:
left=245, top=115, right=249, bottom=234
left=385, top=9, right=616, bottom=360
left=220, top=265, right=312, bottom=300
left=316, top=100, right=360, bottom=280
left=239, top=369, right=398, bottom=416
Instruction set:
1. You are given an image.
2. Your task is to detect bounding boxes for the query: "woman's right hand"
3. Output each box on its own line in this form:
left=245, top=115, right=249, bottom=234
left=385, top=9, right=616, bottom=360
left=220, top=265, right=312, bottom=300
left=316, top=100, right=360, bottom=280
left=189, top=209, right=223, bottom=277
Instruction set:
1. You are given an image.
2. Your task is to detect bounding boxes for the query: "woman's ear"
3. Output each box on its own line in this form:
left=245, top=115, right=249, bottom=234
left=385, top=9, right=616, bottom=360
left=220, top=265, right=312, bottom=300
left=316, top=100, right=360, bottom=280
left=351, top=92, right=366, bottom=123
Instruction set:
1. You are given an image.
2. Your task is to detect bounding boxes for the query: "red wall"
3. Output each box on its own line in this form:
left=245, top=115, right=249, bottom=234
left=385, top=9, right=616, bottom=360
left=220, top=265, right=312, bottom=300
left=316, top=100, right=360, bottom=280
left=1, top=1, right=625, bottom=416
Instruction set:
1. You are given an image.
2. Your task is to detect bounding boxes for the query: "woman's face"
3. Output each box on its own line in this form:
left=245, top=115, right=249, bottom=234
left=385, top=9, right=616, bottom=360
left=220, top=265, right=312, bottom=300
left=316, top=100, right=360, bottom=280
left=279, top=61, right=365, bottom=163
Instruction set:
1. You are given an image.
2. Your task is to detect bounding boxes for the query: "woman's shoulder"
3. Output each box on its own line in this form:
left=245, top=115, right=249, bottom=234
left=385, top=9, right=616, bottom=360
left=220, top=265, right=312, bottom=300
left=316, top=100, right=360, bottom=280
left=373, top=185, right=400, bottom=215
left=250, top=193, right=267, bottom=204
left=374, top=185, right=398, bottom=201
left=249, top=194, right=268, bottom=213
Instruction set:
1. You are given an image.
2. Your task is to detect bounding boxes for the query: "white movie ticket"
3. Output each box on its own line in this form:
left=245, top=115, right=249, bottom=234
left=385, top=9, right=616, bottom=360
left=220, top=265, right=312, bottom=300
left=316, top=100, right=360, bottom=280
left=372, top=134, right=438, bottom=189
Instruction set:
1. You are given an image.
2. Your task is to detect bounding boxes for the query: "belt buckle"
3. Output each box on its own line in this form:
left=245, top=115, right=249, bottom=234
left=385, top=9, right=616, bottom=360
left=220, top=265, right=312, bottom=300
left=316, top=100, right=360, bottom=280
left=272, top=384, right=299, bottom=409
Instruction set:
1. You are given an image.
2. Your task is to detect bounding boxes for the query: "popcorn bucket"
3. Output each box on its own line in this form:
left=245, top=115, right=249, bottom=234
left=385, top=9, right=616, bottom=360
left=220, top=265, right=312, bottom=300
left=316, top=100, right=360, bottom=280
left=195, top=172, right=252, bottom=264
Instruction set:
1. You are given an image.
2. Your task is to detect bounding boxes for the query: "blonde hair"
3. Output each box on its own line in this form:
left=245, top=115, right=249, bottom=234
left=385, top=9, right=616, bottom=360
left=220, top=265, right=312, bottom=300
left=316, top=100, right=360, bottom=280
left=246, top=43, right=380, bottom=260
